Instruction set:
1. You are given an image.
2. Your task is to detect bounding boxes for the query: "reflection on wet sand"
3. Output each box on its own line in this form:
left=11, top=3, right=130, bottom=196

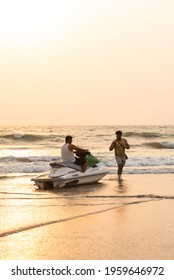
left=0, top=174, right=174, bottom=259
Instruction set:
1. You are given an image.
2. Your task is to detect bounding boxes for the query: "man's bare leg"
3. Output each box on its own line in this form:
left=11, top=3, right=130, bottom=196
left=82, top=162, right=88, bottom=173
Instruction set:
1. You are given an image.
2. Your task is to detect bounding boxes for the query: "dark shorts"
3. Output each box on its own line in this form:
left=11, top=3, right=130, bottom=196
left=74, top=157, right=86, bottom=166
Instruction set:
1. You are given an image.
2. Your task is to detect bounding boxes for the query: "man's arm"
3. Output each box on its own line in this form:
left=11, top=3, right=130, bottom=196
left=109, top=141, right=115, bottom=151
left=124, top=139, right=130, bottom=149
left=69, top=144, right=88, bottom=153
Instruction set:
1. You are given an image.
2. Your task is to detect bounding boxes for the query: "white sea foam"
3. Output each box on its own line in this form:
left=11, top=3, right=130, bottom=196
left=0, top=155, right=173, bottom=174
left=13, top=131, right=25, bottom=138
left=0, top=125, right=174, bottom=174
left=105, top=156, right=174, bottom=167
left=0, top=162, right=50, bottom=173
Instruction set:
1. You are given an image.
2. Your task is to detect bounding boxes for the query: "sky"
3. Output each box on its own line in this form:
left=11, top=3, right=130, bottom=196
left=1, top=0, right=174, bottom=126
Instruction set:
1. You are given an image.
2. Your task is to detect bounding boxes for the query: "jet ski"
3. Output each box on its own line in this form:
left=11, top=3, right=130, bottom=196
left=31, top=152, right=108, bottom=189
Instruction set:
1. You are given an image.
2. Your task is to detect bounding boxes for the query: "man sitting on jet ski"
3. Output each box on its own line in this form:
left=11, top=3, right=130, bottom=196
left=61, top=135, right=89, bottom=172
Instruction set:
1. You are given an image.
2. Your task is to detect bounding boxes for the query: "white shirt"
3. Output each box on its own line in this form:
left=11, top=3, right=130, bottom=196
left=61, top=143, right=75, bottom=162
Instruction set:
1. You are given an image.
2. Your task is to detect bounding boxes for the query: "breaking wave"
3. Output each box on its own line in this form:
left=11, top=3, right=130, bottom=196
left=144, top=142, right=174, bottom=149
left=0, top=155, right=173, bottom=174
left=2, top=133, right=45, bottom=141
left=0, top=132, right=64, bottom=143
left=125, top=131, right=163, bottom=138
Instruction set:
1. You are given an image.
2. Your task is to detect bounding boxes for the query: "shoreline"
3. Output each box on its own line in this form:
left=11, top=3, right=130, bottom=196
left=0, top=174, right=174, bottom=260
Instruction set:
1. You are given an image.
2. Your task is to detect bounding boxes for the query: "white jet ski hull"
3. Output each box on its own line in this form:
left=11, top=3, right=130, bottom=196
left=32, top=162, right=108, bottom=189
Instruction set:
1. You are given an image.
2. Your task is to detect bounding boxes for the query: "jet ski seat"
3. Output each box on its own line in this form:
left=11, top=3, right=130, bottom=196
left=50, top=161, right=82, bottom=171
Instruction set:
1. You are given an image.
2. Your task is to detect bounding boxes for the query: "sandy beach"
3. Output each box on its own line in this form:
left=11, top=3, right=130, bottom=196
left=0, top=174, right=174, bottom=260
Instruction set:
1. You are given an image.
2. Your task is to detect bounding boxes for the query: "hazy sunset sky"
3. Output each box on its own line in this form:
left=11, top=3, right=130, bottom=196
left=1, top=0, right=174, bottom=126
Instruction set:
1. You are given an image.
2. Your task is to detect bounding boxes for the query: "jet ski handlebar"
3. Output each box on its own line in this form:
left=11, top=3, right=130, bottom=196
left=75, top=150, right=91, bottom=158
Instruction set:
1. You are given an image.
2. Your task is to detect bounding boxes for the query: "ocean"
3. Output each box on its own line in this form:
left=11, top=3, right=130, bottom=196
left=0, top=125, right=174, bottom=176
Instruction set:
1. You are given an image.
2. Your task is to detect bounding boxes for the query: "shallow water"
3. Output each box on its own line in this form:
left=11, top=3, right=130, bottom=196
left=1, top=174, right=173, bottom=241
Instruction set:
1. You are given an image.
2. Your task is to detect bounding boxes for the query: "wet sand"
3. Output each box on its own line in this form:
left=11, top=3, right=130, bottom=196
left=0, top=174, right=174, bottom=260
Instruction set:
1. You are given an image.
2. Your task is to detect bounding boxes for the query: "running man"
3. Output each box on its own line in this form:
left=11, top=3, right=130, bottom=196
left=109, top=130, right=130, bottom=180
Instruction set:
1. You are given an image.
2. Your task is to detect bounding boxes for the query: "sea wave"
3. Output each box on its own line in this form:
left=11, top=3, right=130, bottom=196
left=0, top=162, right=50, bottom=173
left=1, top=155, right=174, bottom=165
left=144, top=142, right=174, bottom=149
left=0, top=155, right=173, bottom=174
left=0, top=155, right=59, bottom=163
left=0, top=132, right=64, bottom=143
left=124, top=130, right=174, bottom=139
left=105, top=156, right=174, bottom=167
left=0, top=163, right=173, bottom=174
left=125, top=131, right=162, bottom=138
left=2, top=133, right=45, bottom=141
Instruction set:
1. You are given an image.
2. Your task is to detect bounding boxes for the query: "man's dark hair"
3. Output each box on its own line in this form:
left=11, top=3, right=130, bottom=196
left=115, top=130, right=122, bottom=135
left=65, top=135, right=73, bottom=142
